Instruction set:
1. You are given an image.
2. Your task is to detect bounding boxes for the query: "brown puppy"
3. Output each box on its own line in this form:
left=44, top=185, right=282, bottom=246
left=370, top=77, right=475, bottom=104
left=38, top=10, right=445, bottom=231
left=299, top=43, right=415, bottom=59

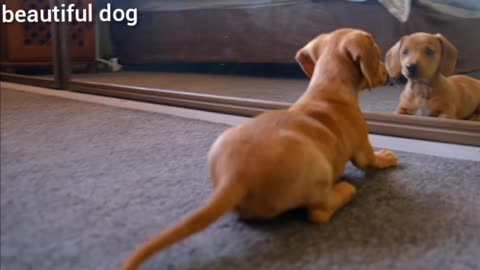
left=386, top=32, right=480, bottom=120
left=122, top=28, right=397, bottom=270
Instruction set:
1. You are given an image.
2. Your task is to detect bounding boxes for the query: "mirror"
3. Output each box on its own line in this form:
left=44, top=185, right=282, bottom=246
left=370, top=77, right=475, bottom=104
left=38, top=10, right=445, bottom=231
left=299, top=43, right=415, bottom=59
left=66, top=0, right=480, bottom=123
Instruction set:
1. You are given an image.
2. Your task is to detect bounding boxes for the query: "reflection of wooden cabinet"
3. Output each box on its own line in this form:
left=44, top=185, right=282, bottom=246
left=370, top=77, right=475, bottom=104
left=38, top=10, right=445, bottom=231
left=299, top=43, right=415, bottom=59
left=0, top=0, right=96, bottom=72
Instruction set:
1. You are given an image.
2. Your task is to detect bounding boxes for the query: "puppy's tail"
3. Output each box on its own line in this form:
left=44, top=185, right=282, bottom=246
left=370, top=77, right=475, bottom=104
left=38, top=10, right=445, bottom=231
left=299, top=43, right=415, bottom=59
left=121, top=180, right=246, bottom=270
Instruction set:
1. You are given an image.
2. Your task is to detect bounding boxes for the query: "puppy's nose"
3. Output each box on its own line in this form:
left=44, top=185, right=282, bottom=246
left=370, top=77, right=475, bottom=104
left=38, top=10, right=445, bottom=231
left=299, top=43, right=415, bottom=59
left=406, top=64, right=419, bottom=77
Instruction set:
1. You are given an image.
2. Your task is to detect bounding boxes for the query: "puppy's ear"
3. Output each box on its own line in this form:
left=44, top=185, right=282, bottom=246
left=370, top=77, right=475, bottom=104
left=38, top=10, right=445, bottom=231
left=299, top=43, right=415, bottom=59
left=295, top=34, right=326, bottom=78
left=295, top=47, right=315, bottom=78
left=342, top=33, right=380, bottom=89
left=436, top=33, right=458, bottom=76
left=385, top=38, right=404, bottom=78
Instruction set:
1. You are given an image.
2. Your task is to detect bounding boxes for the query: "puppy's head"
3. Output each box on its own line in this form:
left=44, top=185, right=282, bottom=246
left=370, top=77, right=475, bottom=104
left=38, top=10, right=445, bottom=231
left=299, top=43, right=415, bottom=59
left=385, top=33, right=458, bottom=82
left=295, top=28, right=388, bottom=91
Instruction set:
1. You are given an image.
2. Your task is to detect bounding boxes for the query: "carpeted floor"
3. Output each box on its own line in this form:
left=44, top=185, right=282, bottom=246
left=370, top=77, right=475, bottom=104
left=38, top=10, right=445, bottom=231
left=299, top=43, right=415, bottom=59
left=1, top=89, right=479, bottom=270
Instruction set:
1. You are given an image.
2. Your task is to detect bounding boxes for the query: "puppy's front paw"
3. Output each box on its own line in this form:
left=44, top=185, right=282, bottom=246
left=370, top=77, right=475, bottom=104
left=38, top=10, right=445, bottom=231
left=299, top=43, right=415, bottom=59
left=374, top=150, right=398, bottom=168
left=438, top=114, right=455, bottom=119
left=395, top=107, right=412, bottom=115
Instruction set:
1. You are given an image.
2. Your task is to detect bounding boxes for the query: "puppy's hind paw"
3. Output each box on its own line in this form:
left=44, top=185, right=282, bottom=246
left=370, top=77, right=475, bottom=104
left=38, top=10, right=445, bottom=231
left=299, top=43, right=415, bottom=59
left=374, top=150, right=398, bottom=169
left=308, top=209, right=333, bottom=224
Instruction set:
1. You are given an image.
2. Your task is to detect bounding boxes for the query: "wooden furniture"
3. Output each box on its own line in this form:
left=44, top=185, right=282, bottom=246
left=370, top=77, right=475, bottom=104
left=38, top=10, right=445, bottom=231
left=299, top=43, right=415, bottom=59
left=0, top=0, right=96, bottom=73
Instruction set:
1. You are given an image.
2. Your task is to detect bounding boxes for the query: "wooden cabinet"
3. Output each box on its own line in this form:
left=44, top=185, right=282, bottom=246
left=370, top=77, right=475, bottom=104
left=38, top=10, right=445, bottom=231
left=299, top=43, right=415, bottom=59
left=0, top=0, right=96, bottom=72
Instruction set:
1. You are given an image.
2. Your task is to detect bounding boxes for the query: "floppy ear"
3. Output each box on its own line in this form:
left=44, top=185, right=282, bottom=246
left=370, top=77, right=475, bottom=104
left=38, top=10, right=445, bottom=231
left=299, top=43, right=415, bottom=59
left=435, top=33, right=458, bottom=76
left=385, top=38, right=403, bottom=78
left=295, top=47, right=316, bottom=78
left=342, top=33, right=380, bottom=89
left=295, top=35, right=326, bottom=78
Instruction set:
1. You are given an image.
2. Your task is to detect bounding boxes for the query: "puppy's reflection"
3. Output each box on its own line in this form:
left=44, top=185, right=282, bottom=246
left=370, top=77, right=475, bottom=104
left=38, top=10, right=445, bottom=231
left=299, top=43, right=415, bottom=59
left=386, top=32, right=480, bottom=121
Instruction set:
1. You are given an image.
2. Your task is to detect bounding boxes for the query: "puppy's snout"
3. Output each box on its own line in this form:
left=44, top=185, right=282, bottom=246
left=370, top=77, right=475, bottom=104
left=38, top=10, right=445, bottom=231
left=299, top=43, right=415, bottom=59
left=406, top=64, right=419, bottom=77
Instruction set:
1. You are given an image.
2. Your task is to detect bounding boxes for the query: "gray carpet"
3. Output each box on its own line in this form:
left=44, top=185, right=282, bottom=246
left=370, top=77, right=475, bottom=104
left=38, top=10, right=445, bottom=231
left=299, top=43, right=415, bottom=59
left=1, top=89, right=479, bottom=270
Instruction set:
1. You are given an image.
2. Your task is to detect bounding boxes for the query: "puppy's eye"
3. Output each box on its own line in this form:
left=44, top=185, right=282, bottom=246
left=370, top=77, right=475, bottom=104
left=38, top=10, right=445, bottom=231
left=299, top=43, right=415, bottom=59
left=425, top=48, right=435, bottom=56
left=402, top=49, right=409, bottom=56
